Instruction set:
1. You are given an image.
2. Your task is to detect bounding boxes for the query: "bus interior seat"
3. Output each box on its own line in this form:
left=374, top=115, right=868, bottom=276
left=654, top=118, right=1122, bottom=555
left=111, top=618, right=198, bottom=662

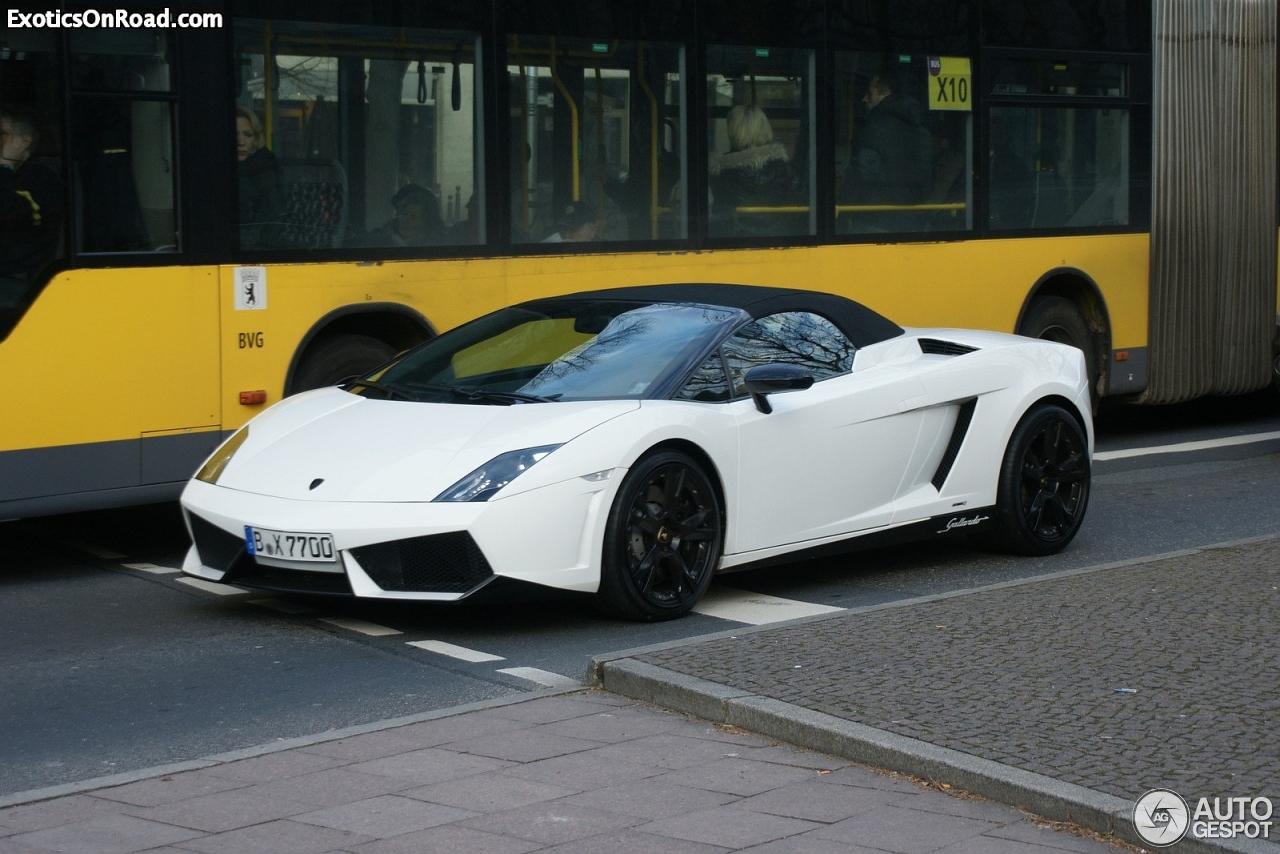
left=279, top=158, right=348, bottom=249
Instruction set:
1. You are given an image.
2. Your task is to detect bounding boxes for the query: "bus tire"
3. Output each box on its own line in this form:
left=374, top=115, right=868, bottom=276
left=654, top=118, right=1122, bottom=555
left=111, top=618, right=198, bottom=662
left=292, top=333, right=396, bottom=393
left=1021, top=296, right=1098, bottom=408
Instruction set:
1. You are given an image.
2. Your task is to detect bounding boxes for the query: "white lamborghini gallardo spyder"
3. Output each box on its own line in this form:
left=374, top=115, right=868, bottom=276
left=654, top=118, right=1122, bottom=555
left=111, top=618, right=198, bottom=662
left=181, top=283, right=1092, bottom=620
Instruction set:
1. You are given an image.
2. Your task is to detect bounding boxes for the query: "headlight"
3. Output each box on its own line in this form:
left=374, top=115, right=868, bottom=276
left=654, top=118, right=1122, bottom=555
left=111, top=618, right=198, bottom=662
left=434, top=444, right=561, bottom=502
left=194, top=427, right=249, bottom=484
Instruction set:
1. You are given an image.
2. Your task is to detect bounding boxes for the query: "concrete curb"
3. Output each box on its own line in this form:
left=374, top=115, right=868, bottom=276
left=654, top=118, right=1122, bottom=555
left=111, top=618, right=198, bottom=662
left=593, top=651, right=1276, bottom=854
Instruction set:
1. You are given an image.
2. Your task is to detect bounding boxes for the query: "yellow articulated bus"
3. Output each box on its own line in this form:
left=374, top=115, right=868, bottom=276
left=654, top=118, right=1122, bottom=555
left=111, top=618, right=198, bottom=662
left=1, top=0, right=1275, bottom=518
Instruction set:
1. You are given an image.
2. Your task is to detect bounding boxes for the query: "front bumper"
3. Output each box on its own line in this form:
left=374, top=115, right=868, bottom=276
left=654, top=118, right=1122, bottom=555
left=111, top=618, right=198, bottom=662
left=180, top=472, right=620, bottom=600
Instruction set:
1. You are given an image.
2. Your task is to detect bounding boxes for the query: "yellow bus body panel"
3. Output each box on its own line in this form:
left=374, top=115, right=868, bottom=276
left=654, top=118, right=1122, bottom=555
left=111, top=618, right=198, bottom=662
left=3, top=266, right=220, bottom=451
left=4, top=232, right=1149, bottom=452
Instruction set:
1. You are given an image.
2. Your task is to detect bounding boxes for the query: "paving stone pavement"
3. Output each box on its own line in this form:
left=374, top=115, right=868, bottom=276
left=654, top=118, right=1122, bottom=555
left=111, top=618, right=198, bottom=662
left=597, top=537, right=1280, bottom=853
left=2, top=539, right=1276, bottom=852
left=622, top=538, right=1280, bottom=801
left=1, top=691, right=1126, bottom=853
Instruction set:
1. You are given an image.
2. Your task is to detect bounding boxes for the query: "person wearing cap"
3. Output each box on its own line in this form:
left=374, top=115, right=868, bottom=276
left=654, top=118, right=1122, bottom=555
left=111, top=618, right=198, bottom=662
left=540, top=201, right=598, bottom=243
left=363, top=183, right=446, bottom=247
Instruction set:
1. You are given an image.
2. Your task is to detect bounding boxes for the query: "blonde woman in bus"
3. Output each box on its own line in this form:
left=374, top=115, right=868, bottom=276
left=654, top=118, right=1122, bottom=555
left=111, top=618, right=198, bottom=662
left=235, top=105, right=285, bottom=249
left=707, top=104, right=796, bottom=238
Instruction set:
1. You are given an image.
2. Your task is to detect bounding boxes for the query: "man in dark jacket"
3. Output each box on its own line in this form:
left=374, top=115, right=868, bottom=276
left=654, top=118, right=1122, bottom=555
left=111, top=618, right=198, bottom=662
left=842, top=68, right=933, bottom=233
left=0, top=107, right=63, bottom=298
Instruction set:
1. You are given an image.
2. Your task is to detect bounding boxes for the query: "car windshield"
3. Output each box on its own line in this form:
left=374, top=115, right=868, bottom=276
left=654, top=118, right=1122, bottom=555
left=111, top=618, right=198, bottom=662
left=357, top=300, right=745, bottom=403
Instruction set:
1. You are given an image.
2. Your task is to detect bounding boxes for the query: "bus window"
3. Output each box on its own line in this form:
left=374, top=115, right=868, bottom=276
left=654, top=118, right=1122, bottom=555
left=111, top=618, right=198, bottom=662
left=988, top=59, right=1132, bottom=231
left=705, top=45, right=814, bottom=239
left=835, top=52, right=974, bottom=236
left=68, top=29, right=177, bottom=254
left=0, top=29, right=64, bottom=323
left=507, top=36, right=686, bottom=244
left=233, top=20, right=482, bottom=252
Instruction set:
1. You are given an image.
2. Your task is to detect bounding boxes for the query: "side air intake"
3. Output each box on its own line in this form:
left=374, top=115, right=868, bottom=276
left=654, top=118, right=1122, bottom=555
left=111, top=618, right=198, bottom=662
left=919, top=338, right=978, bottom=356
left=932, top=399, right=977, bottom=490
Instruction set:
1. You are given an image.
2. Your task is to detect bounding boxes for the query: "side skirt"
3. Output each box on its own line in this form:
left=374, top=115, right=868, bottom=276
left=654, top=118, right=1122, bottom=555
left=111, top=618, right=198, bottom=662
left=721, top=507, right=998, bottom=574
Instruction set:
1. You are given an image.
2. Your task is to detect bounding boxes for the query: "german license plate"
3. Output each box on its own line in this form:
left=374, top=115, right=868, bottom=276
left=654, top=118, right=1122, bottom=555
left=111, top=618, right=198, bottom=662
left=245, top=526, right=337, bottom=563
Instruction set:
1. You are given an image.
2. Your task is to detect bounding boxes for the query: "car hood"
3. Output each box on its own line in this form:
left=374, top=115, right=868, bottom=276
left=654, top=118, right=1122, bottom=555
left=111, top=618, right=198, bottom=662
left=215, top=388, right=639, bottom=502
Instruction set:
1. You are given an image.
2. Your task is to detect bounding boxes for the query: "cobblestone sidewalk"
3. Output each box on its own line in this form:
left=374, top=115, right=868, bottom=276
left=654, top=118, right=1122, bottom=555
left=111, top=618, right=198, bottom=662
left=611, top=538, right=1280, bottom=851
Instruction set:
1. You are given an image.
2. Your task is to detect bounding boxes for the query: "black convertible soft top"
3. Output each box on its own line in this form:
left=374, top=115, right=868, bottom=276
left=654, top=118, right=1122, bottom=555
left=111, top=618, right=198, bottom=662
left=539, top=283, right=904, bottom=349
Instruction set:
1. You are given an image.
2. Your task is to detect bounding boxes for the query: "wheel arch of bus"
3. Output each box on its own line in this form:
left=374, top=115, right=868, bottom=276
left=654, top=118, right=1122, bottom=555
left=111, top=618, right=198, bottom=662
left=1014, top=266, right=1113, bottom=402
left=285, top=303, right=437, bottom=395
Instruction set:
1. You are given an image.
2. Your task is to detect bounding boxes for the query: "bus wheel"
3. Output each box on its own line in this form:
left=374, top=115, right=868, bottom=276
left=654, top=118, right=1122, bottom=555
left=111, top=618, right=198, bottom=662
left=596, top=451, right=722, bottom=622
left=1021, top=296, right=1098, bottom=408
left=291, top=333, right=396, bottom=393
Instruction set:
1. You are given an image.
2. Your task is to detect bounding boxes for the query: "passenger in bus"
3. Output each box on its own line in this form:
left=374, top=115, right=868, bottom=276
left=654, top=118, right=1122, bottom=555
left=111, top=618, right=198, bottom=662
left=707, top=104, right=797, bottom=238
left=360, top=183, right=448, bottom=248
left=0, top=106, right=64, bottom=298
left=541, top=201, right=598, bottom=243
left=926, top=133, right=968, bottom=229
left=840, top=66, right=932, bottom=233
left=235, top=106, right=286, bottom=249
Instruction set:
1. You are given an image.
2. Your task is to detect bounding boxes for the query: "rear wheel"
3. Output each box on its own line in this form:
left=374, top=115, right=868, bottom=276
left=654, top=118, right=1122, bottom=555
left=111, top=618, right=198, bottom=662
left=291, top=333, right=397, bottom=393
left=1020, top=296, right=1098, bottom=409
left=596, top=451, right=722, bottom=621
left=984, top=404, right=1090, bottom=555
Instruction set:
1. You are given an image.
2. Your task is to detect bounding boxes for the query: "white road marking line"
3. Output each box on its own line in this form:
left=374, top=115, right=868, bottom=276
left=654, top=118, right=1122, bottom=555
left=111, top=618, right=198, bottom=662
left=64, top=541, right=127, bottom=560
left=496, top=667, right=581, bottom=688
left=176, top=577, right=248, bottom=596
left=121, top=562, right=180, bottom=575
left=407, top=640, right=505, bottom=662
left=318, top=617, right=402, bottom=637
left=250, top=598, right=315, bottom=615
left=693, top=587, right=844, bottom=625
left=1094, top=430, right=1280, bottom=461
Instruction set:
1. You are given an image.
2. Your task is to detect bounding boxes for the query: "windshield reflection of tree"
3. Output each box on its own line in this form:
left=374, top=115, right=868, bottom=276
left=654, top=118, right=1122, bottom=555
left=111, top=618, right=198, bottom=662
left=725, top=313, right=854, bottom=383
left=520, top=305, right=733, bottom=399
left=678, top=354, right=732, bottom=402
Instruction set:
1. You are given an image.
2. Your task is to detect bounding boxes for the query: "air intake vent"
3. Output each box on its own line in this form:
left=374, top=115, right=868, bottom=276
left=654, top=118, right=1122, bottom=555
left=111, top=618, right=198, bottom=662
left=932, top=399, right=977, bottom=490
left=919, top=338, right=978, bottom=356
left=188, top=513, right=247, bottom=573
left=351, top=532, right=494, bottom=594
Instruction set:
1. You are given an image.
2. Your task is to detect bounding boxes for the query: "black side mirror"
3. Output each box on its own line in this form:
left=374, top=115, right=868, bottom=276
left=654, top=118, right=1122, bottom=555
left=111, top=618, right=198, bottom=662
left=744, top=364, right=815, bottom=414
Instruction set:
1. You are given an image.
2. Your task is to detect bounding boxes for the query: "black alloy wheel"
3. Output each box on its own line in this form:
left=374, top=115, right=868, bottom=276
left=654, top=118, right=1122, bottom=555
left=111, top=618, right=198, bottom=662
left=986, top=404, right=1090, bottom=555
left=597, top=451, right=722, bottom=621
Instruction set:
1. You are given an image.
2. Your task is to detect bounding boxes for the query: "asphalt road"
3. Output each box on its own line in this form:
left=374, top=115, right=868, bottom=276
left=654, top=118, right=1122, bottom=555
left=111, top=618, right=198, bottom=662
left=2, top=389, right=1278, bottom=799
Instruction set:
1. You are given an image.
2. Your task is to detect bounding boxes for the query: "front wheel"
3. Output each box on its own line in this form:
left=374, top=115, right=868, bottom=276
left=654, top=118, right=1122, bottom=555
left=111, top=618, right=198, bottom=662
left=984, top=404, right=1090, bottom=555
left=596, top=451, right=722, bottom=621
left=1020, top=296, right=1099, bottom=411
left=291, top=333, right=397, bottom=393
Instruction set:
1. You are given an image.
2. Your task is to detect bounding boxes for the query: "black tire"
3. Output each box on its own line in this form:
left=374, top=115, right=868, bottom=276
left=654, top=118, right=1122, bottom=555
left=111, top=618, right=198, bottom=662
left=291, top=333, right=397, bottom=393
left=1020, top=296, right=1098, bottom=408
left=985, top=404, right=1090, bottom=556
left=596, top=451, right=722, bottom=621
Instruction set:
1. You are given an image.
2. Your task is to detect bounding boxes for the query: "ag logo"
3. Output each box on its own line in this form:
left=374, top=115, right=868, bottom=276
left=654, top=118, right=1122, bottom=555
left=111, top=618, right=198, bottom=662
left=1134, top=789, right=1190, bottom=846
